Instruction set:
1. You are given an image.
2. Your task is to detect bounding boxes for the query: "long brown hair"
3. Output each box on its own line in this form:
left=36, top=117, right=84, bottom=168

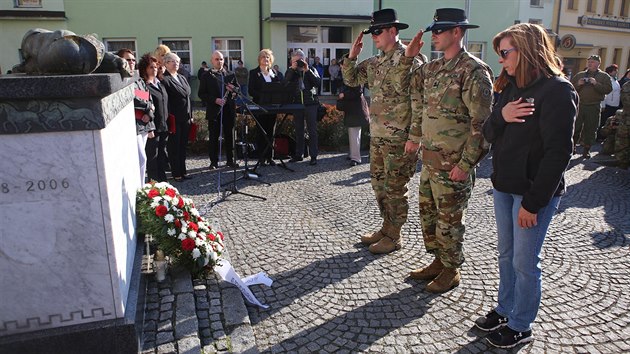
left=492, top=23, right=563, bottom=92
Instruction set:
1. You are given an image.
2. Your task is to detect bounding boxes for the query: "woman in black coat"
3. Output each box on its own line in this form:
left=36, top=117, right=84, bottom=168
left=162, top=52, right=192, bottom=181
left=248, top=49, right=281, bottom=166
left=338, top=84, right=369, bottom=166
left=140, top=53, right=169, bottom=182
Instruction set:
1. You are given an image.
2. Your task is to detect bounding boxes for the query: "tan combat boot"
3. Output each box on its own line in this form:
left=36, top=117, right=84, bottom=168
left=361, top=229, right=385, bottom=245
left=409, top=257, right=444, bottom=280
left=426, top=268, right=461, bottom=293
left=368, top=224, right=402, bottom=254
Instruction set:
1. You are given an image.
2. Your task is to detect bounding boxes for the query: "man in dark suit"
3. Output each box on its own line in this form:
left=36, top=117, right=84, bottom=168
left=198, top=51, right=238, bottom=169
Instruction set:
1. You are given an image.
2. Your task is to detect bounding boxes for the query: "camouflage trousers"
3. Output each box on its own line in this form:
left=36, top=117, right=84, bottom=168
left=370, top=137, right=418, bottom=229
left=615, top=122, right=630, bottom=168
left=418, top=165, right=475, bottom=268
left=574, top=104, right=601, bottom=147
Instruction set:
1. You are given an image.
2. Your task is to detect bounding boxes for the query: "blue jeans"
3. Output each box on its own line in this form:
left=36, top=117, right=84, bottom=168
left=493, top=189, right=560, bottom=332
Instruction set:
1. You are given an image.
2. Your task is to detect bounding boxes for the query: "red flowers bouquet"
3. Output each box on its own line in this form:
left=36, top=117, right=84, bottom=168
left=136, top=181, right=224, bottom=277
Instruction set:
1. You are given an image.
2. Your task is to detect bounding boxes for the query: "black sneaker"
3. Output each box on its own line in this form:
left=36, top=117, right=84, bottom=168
left=474, top=310, right=508, bottom=332
left=486, top=326, right=533, bottom=348
left=289, top=156, right=303, bottom=162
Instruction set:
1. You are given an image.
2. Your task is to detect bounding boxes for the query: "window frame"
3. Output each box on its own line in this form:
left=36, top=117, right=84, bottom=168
left=14, top=0, right=42, bottom=8
left=160, top=38, right=193, bottom=76
left=603, top=0, right=614, bottom=14
left=567, top=0, right=578, bottom=10
left=586, top=0, right=597, bottom=13
left=211, top=37, right=244, bottom=71
left=622, top=0, right=630, bottom=16
left=103, top=38, right=137, bottom=56
left=530, top=0, right=543, bottom=8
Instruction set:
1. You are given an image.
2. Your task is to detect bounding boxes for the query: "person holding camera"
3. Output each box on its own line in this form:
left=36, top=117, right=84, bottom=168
left=285, top=49, right=321, bottom=165
left=570, top=55, right=612, bottom=158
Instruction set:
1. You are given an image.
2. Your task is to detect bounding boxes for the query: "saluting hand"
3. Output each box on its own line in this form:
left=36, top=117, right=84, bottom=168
left=501, top=97, right=535, bottom=123
left=349, top=33, right=364, bottom=60
left=405, top=30, right=425, bottom=58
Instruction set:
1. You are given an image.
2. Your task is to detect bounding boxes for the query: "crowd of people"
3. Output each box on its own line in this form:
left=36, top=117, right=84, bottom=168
left=120, top=6, right=628, bottom=349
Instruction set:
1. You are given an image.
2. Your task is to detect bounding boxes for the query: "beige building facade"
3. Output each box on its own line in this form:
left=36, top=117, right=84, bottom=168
left=554, top=0, right=630, bottom=78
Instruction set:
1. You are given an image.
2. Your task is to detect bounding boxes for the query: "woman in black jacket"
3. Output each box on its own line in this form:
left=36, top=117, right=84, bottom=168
left=249, top=49, right=281, bottom=166
left=284, top=49, right=321, bottom=165
left=141, top=53, right=169, bottom=182
left=475, top=23, right=578, bottom=348
left=162, top=52, right=192, bottom=181
left=338, top=84, right=369, bottom=166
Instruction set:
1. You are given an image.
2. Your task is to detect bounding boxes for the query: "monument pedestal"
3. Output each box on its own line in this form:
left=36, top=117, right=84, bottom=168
left=0, top=73, right=145, bottom=353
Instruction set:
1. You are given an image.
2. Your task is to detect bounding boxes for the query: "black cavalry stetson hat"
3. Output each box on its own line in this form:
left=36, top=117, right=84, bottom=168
left=362, top=8, right=409, bottom=34
left=425, top=8, right=479, bottom=32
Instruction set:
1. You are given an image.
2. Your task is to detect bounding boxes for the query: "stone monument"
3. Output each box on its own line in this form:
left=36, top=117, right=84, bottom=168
left=0, top=72, right=144, bottom=353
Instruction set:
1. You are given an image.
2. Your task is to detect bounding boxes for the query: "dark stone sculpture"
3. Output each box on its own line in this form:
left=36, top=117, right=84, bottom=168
left=12, top=28, right=132, bottom=77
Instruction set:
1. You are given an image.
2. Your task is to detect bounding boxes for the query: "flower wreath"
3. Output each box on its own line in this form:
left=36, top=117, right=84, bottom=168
left=136, top=181, right=224, bottom=277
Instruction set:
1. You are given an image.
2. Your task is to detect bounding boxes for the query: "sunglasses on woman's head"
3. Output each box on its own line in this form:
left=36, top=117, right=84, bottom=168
left=500, top=48, right=517, bottom=59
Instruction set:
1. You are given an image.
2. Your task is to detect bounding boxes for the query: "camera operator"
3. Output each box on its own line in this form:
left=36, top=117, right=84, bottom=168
left=570, top=54, right=612, bottom=158
left=284, top=49, right=321, bottom=165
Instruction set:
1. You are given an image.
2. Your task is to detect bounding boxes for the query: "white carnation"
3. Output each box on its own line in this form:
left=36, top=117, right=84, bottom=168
left=164, top=214, right=174, bottom=223
left=178, top=233, right=187, bottom=240
left=167, top=228, right=176, bottom=236
left=188, top=230, right=197, bottom=238
left=192, top=248, right=201, bottom=259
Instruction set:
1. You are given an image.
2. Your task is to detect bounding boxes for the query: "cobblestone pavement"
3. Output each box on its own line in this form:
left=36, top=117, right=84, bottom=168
left=144, top=148, right=630, bottom=353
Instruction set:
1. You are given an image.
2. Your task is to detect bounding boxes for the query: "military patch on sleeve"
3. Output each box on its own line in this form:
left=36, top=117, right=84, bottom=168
left=481, top=87, right=492, bottom=100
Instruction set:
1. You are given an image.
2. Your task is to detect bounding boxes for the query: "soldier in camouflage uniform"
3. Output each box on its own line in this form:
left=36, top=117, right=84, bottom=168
left=570, top=55, right=612, bottom=158
left=404, top=8, right=494, bottom=293
left=600, top=110, right=621, bottom=155
left=615, top=82, right=630, bottom=169
left=342, top=8, right=426, bottom=254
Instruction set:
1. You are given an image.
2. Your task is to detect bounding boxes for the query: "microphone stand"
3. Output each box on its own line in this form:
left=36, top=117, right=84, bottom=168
left=214, top=89, right=269, bottom=206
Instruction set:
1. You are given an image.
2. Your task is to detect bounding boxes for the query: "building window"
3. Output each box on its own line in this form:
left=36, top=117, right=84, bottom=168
left=14, top=0, right=41, bottom=7
left=529, top=18, right=543, bottom=24
left=212, top=38, right=243, bottom=71
left=160, top=38, right=192, bottom=76
left=613, top=48, right=622, bottom=65
left=587, top=0, right=597, bottom=12
left=530, top=0, right=542, bottom=7
left=567, top=0, right=578, bottom=10
left=430, top=42, right=486, bottom=61
left=604, top=0, right=614, bottom=14
left=622, top=0, right=629, bottom=16
left=104, top=39, right=136, bottom=55
left=430, top=44, right=443, bottom=61
left=468, top=42, right=485, bottom=61
left=287, top=26, right=352, bottom=44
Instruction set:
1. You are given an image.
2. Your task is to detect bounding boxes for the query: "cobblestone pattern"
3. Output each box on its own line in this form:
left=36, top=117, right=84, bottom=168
left=141, top=252, right=255, bottom=353
left=144, top=148, right=629, bottom=353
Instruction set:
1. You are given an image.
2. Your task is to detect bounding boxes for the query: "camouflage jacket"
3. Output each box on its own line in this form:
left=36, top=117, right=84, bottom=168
left=570, top=69, right=612, bottom=105
left=409, top=49, right=493, bottom=173
left=622, top=81, right=630, bottom=116
left=342, top=41, right=425, bottom=140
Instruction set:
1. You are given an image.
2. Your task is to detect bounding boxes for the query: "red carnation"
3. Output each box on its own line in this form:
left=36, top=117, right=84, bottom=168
left=207, top=234, right=216, bottom=241
left=174, top=219, right=182, bottom=228
left=188, top=222, right=199, bottom=232
left=181, top=238, right=195, bottom=251
left=147, top=189, right=159, bottom=198
left=165, top=188, right=176, bottom=198
left=197, top=216, right=202, bottom=222
left=155, top=205, right=168, bottom=217
left=217, top=231, right=224, bottom=241
left=177, top=198, right=184, bottom=208
left=183, top=211, right=190, bottom=221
